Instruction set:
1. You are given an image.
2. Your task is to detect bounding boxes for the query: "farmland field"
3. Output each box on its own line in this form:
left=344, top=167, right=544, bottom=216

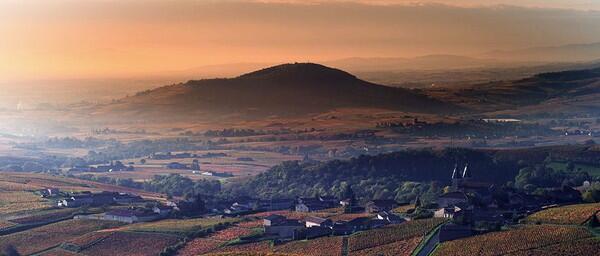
left=526, top=203, right=600, bottom=225
left=348, top=218, right=445, bottom=252
left=87, top=149, right=303, bottom=181
left=274, top=236, right=344, bottom=256
left=0, top=219, right=123, bottom=255
left=79, top=231, right=180, bottom=256
left=0, top=172, right=165, bottom=200
left=433, top=225, right=595, bottom=256
left=348, top=236, right=422, bottom=256
left=126, top=217, right=240, bottom=234
left=0, top=220, right=15, bottom=229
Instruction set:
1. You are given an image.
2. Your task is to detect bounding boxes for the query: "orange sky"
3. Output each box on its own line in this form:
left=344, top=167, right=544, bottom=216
left=1, top=0, right=600, bottom=81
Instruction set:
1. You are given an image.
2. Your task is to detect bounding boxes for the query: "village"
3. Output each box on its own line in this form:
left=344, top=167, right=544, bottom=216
left=34, top=163, right=583, bottom=247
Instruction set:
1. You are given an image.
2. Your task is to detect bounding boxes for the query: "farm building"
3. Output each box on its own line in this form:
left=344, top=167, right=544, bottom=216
left=264, top=214, right=287, bottom=226
left=365, top=200, right=398, bottom=213
left=295, top=197, right=335, bottom=212
left=437, top=192, right=469, bottom=208
left=376, top=211, right=405, bottom=224
left=263, top=215, right=304, bottom=240
left=153, top=205, right=174, bottom=216
left=114, top=193, right=143, bottom=204
left=103, top=209, right=160, bottom=223
left=304, top=216, right=332, bottom=228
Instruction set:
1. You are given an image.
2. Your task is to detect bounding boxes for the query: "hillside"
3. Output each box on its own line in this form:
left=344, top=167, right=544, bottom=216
left=95, top=63, right=459, bottom=120
left=425, top=67, right=600, bottom=116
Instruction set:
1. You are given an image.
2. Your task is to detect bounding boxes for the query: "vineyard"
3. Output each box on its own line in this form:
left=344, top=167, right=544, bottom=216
left=209, top=226, right=256, bottom=241
left=0, top=172, right=164, bottom=199
left=433, top=225, right=594, bottom=256
left=348, top=236, right=422, bottom=256
left=0, top=220, right=15, bottom=229
left=0, top=180, right=42, bottom=191
left=329, top=213, right=374, bottom=222
left=0, top=219, right=123, bottom=255
left=526, top=203, right=600, bottom=225
left=205, top=253, right=287, bottom=256
left=0, top=173, right=92, bottom=190
left=0, top=191, right=52, bottom=215
left=348, top=218, right=445, bottom=252
left=235, top=220, right=263, bottom=229
left=65, top=230, right=115, bottom=247
left=504, top=237, right=600, bottom=256
left=38, top=248, right=82, bottom=256
left=211, top=241, right=273, bottom=254
left=274, top=236, right=343, bottom=256
left=392, top=204, right=415, bottom=214
left=126, top=217, right=240, bottom=234
left=78, top=231, right=180, bottom=256
left=9, top=207, right=78, bottom=224
left=177, top=238, right=223, bottom=256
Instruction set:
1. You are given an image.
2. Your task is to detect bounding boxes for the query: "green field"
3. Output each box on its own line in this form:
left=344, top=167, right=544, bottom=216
left=125, top=217, right=240, bottom=234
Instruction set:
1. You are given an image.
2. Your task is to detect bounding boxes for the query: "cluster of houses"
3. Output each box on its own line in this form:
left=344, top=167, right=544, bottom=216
left=58, top=161, right=586, bottom=245
left=58, top=191, right=143, bottom=207
left=166, top=159, right=200, bottom=171
left=76, top=204, right=175, bottom=224
left=222, top=198, right=296, bottom=215
left=563, top=129, right=598, bottom=137
left=191, top=170, right=234, bottom=178
left=38, top=188, right=60, bottom=198
left=217, top=195, right=402, bottom=216
left=263, top=210, right=405, bottom=241
left=60, top=191, right=179, bottom=224
left=434, top=164, right=583, bottom=242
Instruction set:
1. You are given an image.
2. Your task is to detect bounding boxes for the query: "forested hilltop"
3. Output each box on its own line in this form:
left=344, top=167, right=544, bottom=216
left=224, top=145, right=600, bottom=203
left=224, top=148, right=516, bottom=203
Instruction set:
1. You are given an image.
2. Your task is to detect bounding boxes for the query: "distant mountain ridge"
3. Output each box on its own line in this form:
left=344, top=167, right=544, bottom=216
left=97, top=63, right=459, bottom=120
left=324, top=54, right=507, bottom=72
left=484, top=42, right=600, bottom=62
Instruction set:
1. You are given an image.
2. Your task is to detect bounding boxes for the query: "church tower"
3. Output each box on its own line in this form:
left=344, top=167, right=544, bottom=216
left=462, top=163, right=472, bottom=181
left=451, top=164, right=461, bottom=190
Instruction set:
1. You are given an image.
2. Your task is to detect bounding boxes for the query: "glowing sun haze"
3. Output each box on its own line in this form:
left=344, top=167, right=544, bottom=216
left=1, top=0, right=600, bottom=81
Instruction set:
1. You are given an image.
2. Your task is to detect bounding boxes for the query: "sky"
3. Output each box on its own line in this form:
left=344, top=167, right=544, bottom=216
left=1, top=0, right=600, bottom=81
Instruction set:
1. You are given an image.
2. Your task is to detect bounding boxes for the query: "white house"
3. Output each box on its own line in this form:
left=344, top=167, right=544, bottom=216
left=304, top=216, right=332, bottom=228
